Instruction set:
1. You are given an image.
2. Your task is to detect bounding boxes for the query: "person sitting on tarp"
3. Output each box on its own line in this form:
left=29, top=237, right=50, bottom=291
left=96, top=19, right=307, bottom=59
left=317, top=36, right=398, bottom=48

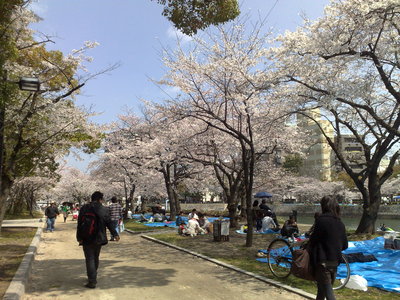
left=380, top=224, right=394, bottom=231
left=182, top=215, right=205, bottom=237
left=176, top=211, right=186, bottom=235
left=198, top=212, right=213, bottom=234
left=259, top=199, right=280, bottom=227
left=281, top=214, right=299, bottom=238
left=138, top=211, right=149, bottom=223
left=261, top=211, right=279, bottom=233
left=153, top=212, right=163, bottom=222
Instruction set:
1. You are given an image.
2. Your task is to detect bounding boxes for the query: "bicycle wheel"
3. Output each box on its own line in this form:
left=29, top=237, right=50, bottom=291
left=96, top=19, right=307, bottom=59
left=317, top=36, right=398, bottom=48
left=332, top=253, right=351, bottom=290
left=267, top=238, right=293, bottom=278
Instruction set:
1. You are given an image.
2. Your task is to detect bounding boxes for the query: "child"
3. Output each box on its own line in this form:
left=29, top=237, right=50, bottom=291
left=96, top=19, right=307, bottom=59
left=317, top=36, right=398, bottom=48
left=176, top=211, right=186, bottom=235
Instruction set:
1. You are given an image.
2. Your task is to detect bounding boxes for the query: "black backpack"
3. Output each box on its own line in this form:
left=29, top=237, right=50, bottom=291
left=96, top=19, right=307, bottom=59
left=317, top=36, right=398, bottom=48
left=78, top=205, right=99, bottom=241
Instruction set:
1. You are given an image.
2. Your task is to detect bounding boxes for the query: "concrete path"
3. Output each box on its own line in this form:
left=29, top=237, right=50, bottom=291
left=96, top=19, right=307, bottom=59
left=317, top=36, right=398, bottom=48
left=22, top=221, right=308, bottom=300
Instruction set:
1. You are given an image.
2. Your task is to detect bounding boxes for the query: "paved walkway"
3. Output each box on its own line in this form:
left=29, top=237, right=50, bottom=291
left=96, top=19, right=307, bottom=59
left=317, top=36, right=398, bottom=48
left=22, top=221, right=307, bottom=300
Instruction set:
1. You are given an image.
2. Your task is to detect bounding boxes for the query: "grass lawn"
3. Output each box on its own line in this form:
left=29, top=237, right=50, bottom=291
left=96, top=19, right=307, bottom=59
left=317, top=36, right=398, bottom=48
left=0, top=227, right=37, bottom=298
left=5, top=210, right=43, bottom=220
left=150, top=228, right=399, bottom=300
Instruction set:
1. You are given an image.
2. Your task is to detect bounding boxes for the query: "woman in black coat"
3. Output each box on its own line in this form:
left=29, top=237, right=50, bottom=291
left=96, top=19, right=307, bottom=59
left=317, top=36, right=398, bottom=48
left=309, top=196, right=348, bottom=300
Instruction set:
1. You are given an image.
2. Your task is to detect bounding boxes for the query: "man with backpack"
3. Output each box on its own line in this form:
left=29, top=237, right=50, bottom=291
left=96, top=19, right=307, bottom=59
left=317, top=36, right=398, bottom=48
left=76, top=191, right=120, bottom=289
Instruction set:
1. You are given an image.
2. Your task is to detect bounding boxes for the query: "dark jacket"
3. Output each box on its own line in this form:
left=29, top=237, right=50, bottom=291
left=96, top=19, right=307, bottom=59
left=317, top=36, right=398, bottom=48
left=309, top=213, right=348, bottom=267
left=76, top=201, right=119, bottom=245
left=259, top=203, right=271, bottom=213
left=45, top=206, right=59, bottom=218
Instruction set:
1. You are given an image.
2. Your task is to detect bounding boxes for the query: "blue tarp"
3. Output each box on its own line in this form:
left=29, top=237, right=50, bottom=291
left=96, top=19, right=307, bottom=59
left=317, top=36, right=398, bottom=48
left=236, top=229, right=278, bottom=234
left=257, top=236, right=400, bottom=293
left=138, top=216, right=229, bottom=228
left=142, top=222, right=177, bottom=228
left=342, top=236, right=400, bottom=293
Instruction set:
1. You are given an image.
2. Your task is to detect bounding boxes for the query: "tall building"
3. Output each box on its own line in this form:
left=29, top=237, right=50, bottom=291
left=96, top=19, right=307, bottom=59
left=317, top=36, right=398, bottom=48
left=297, top=109, right=334, bottom=181
left=333, top=135, right=365, bottom=173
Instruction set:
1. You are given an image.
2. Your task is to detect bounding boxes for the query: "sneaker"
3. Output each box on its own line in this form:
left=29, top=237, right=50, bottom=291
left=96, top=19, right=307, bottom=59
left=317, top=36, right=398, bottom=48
left=84, top=282, right=96, bottom=289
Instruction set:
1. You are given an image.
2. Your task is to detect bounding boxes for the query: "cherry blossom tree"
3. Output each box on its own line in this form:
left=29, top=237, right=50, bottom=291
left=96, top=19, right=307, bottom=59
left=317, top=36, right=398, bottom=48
left=50, top=167, right=102, bottom=205
left=157, top=21, right=301, bottom=246
left=271, top=0, right=400, bottom=233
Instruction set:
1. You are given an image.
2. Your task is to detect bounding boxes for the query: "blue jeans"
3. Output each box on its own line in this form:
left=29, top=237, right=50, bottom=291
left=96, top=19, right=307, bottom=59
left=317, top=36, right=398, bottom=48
left=83, top=243, right=102, bottom=284
left=46, top=217, right=55, bottom=231
left=110, top=220, right=119, bottom=238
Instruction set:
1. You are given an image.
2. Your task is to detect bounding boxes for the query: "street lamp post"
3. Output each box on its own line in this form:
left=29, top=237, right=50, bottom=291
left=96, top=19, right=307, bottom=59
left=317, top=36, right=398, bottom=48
left=0, top=73, right=40, bottom=191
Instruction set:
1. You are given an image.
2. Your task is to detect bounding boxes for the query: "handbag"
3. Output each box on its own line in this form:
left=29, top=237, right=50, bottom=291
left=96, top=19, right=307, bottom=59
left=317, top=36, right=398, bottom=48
left=290, top=245, right=315, bottom=281
left=119, top=219, right=125, bottom=233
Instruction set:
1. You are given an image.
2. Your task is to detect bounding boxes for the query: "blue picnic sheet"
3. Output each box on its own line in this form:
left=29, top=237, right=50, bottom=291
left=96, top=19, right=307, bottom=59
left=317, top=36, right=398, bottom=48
left=257, top=236, right=400, bottom=293
left=140, top=216, right=229, bottom=228
left=142, top=221, right=177, bottom=228
left=235, top=229, right=279, bottom=234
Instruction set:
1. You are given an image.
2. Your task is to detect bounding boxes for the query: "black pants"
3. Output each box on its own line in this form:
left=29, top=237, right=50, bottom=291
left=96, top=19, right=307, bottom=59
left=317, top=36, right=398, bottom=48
left=315, top=263, right=336, bottom=300
left=83, top=243, right=102, bottom=284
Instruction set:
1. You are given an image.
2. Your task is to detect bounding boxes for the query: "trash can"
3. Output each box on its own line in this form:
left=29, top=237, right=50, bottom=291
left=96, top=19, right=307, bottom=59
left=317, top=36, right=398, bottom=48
left=213, top=219, right=230, bottom=242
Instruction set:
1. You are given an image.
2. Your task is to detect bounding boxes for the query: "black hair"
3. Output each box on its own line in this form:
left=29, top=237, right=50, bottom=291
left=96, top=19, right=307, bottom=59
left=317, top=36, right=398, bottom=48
left=111, top=196, right=117, bottom=203
left=320, top=195, right=340, bottom=218
left=91, top=191, right=104, bottom=202
left=253, top=200, right=259, bottom=207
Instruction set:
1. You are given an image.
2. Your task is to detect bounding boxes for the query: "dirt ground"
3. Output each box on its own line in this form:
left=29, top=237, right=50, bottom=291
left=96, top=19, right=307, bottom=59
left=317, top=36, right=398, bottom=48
left=22, top=221, right=309, bottom=300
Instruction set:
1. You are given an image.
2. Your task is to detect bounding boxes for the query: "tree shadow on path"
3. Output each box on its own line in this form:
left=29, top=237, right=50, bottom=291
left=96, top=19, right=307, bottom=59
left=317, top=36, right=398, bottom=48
left=26, top=258, right=175, bottom=296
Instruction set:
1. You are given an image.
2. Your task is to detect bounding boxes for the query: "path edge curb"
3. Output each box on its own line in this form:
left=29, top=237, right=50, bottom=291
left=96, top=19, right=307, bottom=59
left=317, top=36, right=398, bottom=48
left=3, top=226, right=42, bottom=300
left=139, top=234, right=315, bottom=300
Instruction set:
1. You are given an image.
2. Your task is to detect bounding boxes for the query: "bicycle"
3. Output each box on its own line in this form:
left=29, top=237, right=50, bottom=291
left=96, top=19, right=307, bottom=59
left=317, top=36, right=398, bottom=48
left=267, top=236, right=350, bottom=290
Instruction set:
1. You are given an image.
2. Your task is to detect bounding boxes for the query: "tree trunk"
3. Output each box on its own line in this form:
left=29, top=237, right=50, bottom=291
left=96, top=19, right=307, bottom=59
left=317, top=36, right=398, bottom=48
left=243, top=148, right=255, bottom=247
left=0, top=176, right=13, bottom=232
left=171, top=188, right=180, bottom=219
left=356, top=177, right=381, bottom=234
left=227, top=201, right=238, bottom=228
left=162, top=163, right=178, bottom=221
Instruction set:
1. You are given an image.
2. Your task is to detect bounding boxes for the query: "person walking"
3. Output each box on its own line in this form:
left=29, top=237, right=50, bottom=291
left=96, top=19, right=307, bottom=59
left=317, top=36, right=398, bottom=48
left=108, top=196, right=122, bottom=241
left=309, top=196, right=348, bottom=300
left=61, top=204, right=70, bottom=222
left=76, top=191, right=120, bottom=289
left=45, top=202, right=60, bottom=232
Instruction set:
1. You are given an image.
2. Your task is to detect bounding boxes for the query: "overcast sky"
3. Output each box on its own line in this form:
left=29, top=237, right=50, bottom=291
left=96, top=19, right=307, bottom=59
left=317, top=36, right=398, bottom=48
left=29, top=0, right=330, bottom=171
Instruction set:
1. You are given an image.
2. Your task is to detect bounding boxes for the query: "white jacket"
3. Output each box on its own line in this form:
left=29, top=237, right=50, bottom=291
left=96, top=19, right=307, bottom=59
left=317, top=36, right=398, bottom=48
left=261, top=216, right=276, bottom=232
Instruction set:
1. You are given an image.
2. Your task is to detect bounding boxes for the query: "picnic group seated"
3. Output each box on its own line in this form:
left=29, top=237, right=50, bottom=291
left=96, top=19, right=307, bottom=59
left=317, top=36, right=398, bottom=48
left=179, top=210, right=212, bottom=237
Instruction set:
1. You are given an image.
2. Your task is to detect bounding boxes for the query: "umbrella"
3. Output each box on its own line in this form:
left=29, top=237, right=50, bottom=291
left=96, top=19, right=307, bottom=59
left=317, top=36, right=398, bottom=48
left=254, top=191, right=272, bottom=198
